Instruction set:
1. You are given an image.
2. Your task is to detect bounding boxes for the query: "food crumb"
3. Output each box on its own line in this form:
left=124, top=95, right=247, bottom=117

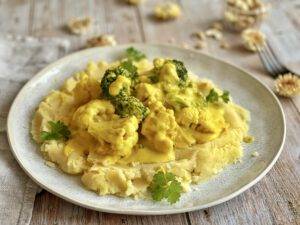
left=194, top=40, right=206, bottom=49
left=220, top=40, right=230, bottom=49
left=122, top=13, right=133, bottom=21
left=251, top=151, right=259, bottom=157
left=243, top=135, right=254, bottom=143
left=67, top=17, right=92, bottom=35
left=45, top=161, right=56, bottom=168
left=125, top=0, right=144, bottom=5
left=211, top=21, right=223, bottom=31
left=167, top=37, right=176, bottom=44
left=193, top=31, right=206, bottom=41
left=86, top=34, right=117, bottom=48
left=241, top=28, right=266, bottom=52
left=236, top=158, right=243, bottom=163
left=181, top=42, right=190, bottom=49
left=154, top=2, right=181, bottom=20
left=224, top=0, right=268, bottom=31
left=130, top=161, right=140, bottom=166
left=205, top=28, right=223, bottom=40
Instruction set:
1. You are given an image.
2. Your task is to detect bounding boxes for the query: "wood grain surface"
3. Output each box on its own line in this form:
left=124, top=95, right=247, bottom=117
left=0, top=0, right=299, bottom=224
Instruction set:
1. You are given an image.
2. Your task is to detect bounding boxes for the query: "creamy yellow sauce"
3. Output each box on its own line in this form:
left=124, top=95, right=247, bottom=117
left=31, top=57, right=250, bottom=199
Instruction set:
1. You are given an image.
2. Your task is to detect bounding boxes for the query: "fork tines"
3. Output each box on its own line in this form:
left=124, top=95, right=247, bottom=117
left=257, top=41, right=289, bottom=78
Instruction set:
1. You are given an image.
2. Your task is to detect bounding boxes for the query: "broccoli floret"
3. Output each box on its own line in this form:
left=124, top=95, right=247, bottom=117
left=171, top=59, right=188, bottom=83
left=120, top=60, right=138, bottom=80
left=125, top=47, right=146, bottom=61
left=100, top=61, right=138, bottom=98
left=149, top=74, right=159, bottom=83
left=100, top=58, right=148, bottom=120
left=112, top=93, right=149, bottom=120
left=152, top=59, right=188, bottom=85
left=100, top=68, right=127, bottom=98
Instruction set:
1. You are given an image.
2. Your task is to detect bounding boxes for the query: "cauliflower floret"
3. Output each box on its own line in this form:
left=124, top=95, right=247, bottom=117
left=159, top=61, right=179, bottom=84
left=109, top=75, right=131, bottom=96
left=175, top=107, right=201, bottom=148
left=67, top=17, right=91, bottom=35
left=241, top=28, right=266, bottom=52
left=135, top=82, right=163, bottom=103
left=89, top=116, right=139, bottom=157
left=141, top=101, right=178, bottom=153
left=86, top=35, right=117, bottom=48
left=176, top=107, right=199, bottom=127
left=85, top=61, right=109, bottom=81
left=175, top=106, right=227, bottom=144
left=154, top=2, right=181, bottom=20
left=191, top=107, right=227, bottom=143
left=72, top=100, right=139, bottom=157
left=153, top=58, right=166, bottom=68
left=72, top=99, right=116, bottom=126
left=62, top=71, right=100, bottom=105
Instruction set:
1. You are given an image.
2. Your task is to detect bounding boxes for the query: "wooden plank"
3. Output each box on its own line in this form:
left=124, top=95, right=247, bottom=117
left=138, top=0, right=193, bottom=45
left=0, top=0, right=30, bottom=35
left=103, top=0, right=144, bottom=44
left=31, top=191, right=189, bottom=225
left=30, top=0, right=64, bottom=37
left=29, top=0, right=144, bottom=48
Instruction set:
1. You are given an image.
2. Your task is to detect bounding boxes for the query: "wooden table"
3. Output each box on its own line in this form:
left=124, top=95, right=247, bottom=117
left=1, top=0, right=299, bottom=224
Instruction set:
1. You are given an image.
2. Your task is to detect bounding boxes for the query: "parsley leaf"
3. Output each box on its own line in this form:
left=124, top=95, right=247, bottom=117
left=149, top=74, right=159, bottom=83
left=120, top=60, right=138, bottom=82
left=120, top=60, right=137, bottom=74
left=206, top=89, right=230, bottom=103
left=166, top=180, right=182, bottom=204
left=40, top=121, right=71, bottom=141
left=126, top=47, right=146, bottom=61
left=221, top=90, right=230, bottom=103
left=206, top=89, right=219, bottom=103
left=149, top=171, right=183, bottom=204
left=171, top=59, right=188, bottom=83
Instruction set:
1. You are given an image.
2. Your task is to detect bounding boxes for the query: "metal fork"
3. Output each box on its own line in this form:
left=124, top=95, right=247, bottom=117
left=256, top=40, right=290, bottom=78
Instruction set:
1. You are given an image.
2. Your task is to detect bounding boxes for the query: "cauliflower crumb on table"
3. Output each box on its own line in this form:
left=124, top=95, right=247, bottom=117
left=125, top=0, right=145, bottom=5
left=154, top=2, right=181, bottom=20
left=67, top=17, right=92, bottom=35
left=241, top=28, right=266, bottom=52
left=86, top=35, right=117, bottom=48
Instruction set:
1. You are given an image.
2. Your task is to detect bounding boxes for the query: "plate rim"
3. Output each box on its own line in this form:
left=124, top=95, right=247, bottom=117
left=6, top=43, right=286, bottom=215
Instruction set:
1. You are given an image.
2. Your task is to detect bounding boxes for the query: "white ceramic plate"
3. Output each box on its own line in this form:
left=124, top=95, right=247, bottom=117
left=7, top=44, right=285, bottom=215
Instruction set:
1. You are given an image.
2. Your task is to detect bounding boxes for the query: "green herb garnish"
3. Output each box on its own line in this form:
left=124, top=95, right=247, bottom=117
left=112, top=93, right=149, bottom=120
left=120, top=60, right=138, bottom=75
left=220, top=90, right=230, bottom=103
left=206, top=89, right=230, bottom=103
left=126, top=47, right=146, bottom=61
left=149, top=75, right=159, bottom=83
left=100, top=65, right=137, bottom=98
left=40, top=121, right=71, bottom=141
left=171, top=59, right=188, bottom=83
left=149, top=171, right=183, bottom=204
left=206, top=89, right=219, bottom=103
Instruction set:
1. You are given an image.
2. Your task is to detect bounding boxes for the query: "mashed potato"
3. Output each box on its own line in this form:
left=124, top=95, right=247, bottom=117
left=31, top=53, right=250, bottom=200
